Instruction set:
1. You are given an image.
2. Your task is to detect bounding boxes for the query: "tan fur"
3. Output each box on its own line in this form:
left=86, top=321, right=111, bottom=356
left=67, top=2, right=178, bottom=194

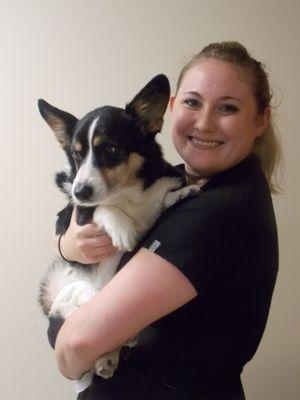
left=148, top=118, right=164, bottom=133
left=74, top=141, right=82, bottom=152
left=101, top=153, right=144, bottom=188
left=47, top=115, right=70, bottom=148
left=93, top=135, right=102, bottom=147
left=132, top=99, right=166, bottom=133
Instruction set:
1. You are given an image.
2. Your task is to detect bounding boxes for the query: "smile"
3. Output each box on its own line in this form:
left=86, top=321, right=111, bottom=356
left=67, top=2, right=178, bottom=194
left=188, top=136, right=224, bottom=148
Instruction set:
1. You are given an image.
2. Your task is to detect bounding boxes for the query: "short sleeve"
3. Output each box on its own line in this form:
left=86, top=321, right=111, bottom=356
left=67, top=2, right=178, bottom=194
left=140, top=187, right=248, bottom=293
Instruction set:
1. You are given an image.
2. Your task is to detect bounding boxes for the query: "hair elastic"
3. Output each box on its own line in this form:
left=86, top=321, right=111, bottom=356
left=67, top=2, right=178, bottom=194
left=58, top=233, right=72, bottom=262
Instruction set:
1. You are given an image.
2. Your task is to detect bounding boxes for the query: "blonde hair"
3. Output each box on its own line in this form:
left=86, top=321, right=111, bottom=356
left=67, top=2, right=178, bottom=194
left=176, top=41, right=282, bottom=193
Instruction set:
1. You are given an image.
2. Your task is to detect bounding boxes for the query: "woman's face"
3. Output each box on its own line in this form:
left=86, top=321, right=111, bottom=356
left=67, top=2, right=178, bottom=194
left=170, top=59, right=269, bottom=177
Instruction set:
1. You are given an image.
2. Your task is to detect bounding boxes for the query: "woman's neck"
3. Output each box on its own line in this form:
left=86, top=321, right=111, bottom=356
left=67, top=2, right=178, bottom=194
left=185, top=170, right=204, bottom=185
left=184, top=170, right=211, bottom=188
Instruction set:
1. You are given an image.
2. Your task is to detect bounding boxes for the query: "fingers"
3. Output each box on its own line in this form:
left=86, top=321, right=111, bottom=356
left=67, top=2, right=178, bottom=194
left=61, top=208, right=118, bottom=264
left=83, top=245, right=118, bottom=264
left=78, top=240, right=118, bottom=264
left=71, top=208, right=103, bottom=237
left=76, top=236, right=115, bottom=257
left=84, top=235, right=113, bottom=249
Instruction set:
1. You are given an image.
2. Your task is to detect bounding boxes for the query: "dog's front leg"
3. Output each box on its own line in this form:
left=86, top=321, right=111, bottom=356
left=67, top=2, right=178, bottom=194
left=94, top=207, right=137, bottom=251
left=94, top=349, right=121, bottom=379
left=164, top=178, right=209, bottom=208
left=164, top=184, right=200, bottom=208
left=94, top=335, right=138, bottom=380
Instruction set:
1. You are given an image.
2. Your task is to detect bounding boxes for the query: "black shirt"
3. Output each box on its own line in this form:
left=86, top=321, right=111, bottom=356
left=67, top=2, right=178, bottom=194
left=79, top=154, right=278, bottom=399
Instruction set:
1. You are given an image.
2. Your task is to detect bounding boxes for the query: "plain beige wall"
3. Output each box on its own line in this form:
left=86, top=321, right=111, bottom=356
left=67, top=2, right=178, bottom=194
left=0, top=1, right=299, bottom=399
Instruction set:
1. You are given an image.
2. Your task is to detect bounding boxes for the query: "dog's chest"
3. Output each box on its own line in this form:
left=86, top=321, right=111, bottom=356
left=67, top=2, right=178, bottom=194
left=92, top=178, right=180, bottom=252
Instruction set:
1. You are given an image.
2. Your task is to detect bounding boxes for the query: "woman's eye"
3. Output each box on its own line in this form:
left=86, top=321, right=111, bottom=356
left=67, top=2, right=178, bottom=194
left=183, top=98, right=200, bottom=108
left=219, top=104, right=239, bottom=113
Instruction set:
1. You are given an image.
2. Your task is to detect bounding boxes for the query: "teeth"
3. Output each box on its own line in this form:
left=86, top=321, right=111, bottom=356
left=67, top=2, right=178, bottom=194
left=189, top=137, right=222, bottom=148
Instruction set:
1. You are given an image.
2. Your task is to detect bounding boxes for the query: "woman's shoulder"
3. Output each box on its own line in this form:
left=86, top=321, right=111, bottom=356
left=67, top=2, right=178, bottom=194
left=131, top=154, right=275, bottom=256
left=178, top=154, right=270, bottom=211
left=158, top=154, right=274, bottom=237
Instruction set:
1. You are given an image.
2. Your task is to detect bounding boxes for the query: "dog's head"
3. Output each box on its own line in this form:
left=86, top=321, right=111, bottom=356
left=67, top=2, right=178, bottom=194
left=38, top=74, right=170, bottom=206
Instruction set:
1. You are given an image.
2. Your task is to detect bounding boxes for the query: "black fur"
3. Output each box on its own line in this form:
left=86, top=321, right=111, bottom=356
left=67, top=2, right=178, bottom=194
left=38, top=74, right=191, bottom=383
left=39, top=74, right=184, bottom=230
left=55, top=204, right=73, bottom=235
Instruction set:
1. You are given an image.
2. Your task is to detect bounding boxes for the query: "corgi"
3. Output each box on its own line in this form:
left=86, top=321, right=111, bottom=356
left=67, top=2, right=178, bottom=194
left=38, top=75, right=200, bottom=392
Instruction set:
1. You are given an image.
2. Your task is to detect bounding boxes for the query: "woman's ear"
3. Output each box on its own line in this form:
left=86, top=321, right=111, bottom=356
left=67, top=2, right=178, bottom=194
left=169, top=95, right=176, bottom=113
left=256, top=107, right=271, bottom=137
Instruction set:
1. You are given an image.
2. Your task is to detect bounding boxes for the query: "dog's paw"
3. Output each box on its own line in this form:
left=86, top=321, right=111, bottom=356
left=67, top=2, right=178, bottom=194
left=110, top=225, right=137, bottom=251
left=182, top=184, right=201, bottom=197
left=94, top=350, right=120, bottom=379
left=98, top=209, right=138, bottom=251
left=164, top=184, right=200, bottom=208
left=124, top=335, right=138, bottom=348
left=197, top=178, right=209, bottom=189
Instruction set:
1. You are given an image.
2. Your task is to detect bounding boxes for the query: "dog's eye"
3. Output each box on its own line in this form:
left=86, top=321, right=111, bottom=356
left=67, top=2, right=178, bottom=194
left=72, top=150, right=82, bottom=163
left=104, top=144, right=118, bottom=154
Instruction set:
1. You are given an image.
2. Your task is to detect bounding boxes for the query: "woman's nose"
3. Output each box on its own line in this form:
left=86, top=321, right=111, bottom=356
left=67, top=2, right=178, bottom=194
left=194, top=108, right=216, bottom=133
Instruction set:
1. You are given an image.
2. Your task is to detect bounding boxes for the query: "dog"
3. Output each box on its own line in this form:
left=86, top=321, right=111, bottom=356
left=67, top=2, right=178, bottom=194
left=38, top=74, right=201, bottom=392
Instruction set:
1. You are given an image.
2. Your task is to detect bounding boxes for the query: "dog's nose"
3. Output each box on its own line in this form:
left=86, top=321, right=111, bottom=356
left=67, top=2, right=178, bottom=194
left=74, top=183, right=93, bottom=201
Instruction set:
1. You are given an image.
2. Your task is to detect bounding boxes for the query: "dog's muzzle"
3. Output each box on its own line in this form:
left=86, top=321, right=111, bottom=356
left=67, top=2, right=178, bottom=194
left=73, top=183, right=94, bottom=202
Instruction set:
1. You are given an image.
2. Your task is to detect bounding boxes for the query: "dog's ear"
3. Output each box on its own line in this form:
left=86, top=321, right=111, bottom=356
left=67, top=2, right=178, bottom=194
left=38, top=99, right=78, bottom=149
left=125, top=74, right=170, bottom=135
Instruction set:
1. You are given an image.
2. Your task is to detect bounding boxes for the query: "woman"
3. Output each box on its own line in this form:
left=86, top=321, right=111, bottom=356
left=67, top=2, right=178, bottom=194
left=52, top=41, right=280, bottom=399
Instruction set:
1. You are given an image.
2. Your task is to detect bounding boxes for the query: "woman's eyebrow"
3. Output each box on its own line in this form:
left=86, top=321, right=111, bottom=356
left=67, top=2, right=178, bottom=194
left=182, top=92, right=242, bottom=103
left=183, top=91, right=201, bottom=97
left=219, top=95, right=243, bottom=103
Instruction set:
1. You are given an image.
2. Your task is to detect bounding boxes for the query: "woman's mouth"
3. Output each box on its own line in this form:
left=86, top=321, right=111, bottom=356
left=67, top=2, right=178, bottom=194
left=187, top=136, right=224, bottom=148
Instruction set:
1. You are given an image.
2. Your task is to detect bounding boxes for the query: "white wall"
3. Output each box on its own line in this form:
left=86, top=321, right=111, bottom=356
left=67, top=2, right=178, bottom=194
left=0, top=1, right=299, bottom=399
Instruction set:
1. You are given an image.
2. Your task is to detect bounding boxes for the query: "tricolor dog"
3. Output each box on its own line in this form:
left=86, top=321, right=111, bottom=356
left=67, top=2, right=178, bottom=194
left=38, top=75, right=200, bottom=391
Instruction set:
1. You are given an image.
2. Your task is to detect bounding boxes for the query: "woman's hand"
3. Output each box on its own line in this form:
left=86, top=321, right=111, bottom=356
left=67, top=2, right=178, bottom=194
left=57, top=209, right=117, bottom=264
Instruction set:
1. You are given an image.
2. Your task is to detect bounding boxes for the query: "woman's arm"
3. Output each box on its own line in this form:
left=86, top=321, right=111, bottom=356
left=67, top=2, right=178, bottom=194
left=54, top=247, right=198, bottom=379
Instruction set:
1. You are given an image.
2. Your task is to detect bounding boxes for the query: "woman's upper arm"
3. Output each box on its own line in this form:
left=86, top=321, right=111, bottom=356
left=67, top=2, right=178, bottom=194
left=58, top=247, right=197, bottom=363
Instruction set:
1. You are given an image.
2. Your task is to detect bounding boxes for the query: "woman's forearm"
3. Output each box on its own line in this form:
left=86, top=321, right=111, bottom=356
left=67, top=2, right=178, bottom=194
left=54, top=248, right=197, bottom=379
left=55, top=310, right=97, bottom=379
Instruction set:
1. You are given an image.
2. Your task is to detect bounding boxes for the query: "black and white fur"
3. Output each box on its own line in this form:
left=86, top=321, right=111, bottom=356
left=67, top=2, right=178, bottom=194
left=38, top=75, right=200, bottom=391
